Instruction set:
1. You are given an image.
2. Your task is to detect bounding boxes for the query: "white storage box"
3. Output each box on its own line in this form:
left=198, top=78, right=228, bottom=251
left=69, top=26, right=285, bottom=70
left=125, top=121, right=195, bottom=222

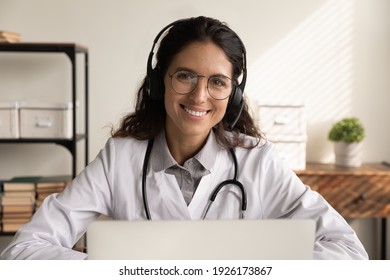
left=0, top=101, right=19, bottom=138
left=257, top=104, right=306, bottom=138
left=257, top=104, right=307, bottom=171
left=19, top=101, right=73, bottom=139
left=270, top=135, right=307, bottom=171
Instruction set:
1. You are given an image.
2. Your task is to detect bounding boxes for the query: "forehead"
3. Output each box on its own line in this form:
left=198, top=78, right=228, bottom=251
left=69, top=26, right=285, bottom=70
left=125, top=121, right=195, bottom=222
left=168, top=41, right=233, bottom=76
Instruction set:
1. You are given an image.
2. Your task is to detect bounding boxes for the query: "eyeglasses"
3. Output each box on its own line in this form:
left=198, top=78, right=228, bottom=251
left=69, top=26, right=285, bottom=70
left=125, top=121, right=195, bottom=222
left=168, top=70, right=235, bottom=100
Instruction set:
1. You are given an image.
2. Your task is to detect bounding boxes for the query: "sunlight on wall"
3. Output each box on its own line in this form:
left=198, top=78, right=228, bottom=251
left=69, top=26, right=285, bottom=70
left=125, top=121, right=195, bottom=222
left=247, top=0, right=354, bottom=162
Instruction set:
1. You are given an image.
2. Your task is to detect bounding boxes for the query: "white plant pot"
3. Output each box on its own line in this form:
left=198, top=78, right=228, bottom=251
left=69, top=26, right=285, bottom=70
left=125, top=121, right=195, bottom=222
left=334, top=141, right=363, bottom=168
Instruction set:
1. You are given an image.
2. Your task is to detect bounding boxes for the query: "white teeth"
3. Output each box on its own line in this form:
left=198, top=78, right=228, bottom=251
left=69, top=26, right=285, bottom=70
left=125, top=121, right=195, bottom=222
left=184, top=107, right=207, bottom=117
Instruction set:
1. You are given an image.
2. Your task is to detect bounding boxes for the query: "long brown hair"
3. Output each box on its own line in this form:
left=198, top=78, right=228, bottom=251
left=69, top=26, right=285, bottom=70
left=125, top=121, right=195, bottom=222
left=112, top=16, right=263, bottom=148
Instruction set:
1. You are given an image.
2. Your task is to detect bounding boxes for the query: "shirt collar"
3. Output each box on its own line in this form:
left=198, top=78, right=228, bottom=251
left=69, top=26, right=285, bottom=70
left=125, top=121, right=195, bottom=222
left=151, top=130, right=222, bottom=173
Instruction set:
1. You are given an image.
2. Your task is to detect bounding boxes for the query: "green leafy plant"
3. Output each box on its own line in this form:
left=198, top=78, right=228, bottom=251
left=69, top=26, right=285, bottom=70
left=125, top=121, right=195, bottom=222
left=328, top=117, right=365, bottom=143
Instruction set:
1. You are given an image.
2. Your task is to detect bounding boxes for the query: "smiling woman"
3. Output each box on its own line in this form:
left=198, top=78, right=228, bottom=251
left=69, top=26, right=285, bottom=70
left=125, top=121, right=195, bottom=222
left=163, top=42, right=233, bottom=156
left=112, top=16, right=257, bottom=150
left=1, top=16, right=368, bottom=260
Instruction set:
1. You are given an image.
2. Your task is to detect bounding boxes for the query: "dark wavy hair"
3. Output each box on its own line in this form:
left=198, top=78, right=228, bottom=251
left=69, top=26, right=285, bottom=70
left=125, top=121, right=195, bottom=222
left=112, top=16, right=262, bottom=148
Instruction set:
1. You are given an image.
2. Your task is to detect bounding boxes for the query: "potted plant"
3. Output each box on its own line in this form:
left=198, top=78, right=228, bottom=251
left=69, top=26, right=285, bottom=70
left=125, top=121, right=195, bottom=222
left=328, top=117, right=365, bottom=167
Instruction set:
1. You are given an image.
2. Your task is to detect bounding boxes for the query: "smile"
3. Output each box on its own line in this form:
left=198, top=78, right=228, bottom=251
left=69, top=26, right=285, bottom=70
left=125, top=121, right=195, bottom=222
left=183, top=106, right=208, bottom=117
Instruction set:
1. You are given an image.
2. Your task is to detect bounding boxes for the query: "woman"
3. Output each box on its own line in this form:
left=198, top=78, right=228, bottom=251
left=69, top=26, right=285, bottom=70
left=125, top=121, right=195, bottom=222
left=1, top=16, right=367, bottom=260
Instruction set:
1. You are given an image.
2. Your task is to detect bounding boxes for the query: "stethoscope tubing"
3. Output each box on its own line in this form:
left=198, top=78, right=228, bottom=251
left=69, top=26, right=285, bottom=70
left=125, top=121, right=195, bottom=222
left=142, top=138, right=154, bottom=220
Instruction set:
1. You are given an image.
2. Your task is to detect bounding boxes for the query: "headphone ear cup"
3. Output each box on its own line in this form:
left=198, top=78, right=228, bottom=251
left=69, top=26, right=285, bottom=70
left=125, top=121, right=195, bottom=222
left=147, top=68, right=164, bottom=101
left=227, top=86, right=243, bottom=113
left=225, top=86, right=244, bottom=130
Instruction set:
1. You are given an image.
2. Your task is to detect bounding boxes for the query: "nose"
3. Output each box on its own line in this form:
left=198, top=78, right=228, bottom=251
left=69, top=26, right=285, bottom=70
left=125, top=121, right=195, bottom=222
left=190, top=77, right=208, bottom=103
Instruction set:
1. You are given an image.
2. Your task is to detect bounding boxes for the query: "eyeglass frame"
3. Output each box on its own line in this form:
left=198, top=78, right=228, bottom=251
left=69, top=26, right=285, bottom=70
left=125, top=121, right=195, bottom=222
left=167, top=70, right=237, bottom=100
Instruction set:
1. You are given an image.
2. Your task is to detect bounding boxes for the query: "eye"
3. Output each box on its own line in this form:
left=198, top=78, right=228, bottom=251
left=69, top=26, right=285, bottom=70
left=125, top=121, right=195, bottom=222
left=209, top=76, right=229, bottom=88
left=175, top=71, right=196, bottom=81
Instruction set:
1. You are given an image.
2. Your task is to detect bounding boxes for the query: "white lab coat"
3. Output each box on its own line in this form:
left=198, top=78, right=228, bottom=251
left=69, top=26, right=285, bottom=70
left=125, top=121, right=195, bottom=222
left=1, top=133, right=368, bottom=260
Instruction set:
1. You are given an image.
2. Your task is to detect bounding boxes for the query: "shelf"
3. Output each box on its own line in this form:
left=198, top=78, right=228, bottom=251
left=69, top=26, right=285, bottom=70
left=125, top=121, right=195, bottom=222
left=0, top=232, right=17, bottom=236
left=0, top=134, right=87, bottom=144
left=0, top=42, right=87, bottom=53
left=0, top=42, right=89, bottom=179
left=0, top=135, right=87, bottom=154
left=0, top=42, right=89, bottom=236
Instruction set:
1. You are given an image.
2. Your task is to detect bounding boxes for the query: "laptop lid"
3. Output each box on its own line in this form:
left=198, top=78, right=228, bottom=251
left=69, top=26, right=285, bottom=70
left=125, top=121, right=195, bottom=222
left=86, top=219, right=315, bottom=260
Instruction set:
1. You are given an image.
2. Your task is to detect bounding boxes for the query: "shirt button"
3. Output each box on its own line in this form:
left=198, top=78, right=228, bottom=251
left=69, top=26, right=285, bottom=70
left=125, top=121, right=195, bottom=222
left=188, top=160, right=193, bottom=166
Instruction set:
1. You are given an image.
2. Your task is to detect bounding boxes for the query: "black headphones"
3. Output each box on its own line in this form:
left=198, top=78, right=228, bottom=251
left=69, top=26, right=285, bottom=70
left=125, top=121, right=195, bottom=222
left=146, top=18, right=247, bottom=130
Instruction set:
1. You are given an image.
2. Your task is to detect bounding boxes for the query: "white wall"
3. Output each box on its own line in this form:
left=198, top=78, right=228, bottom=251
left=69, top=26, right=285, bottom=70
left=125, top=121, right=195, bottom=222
left=1, top=0, right=389, bottom=258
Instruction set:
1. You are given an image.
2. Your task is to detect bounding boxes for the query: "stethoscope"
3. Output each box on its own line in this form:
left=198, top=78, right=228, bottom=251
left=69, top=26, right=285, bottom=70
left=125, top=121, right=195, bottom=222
left=142, top=138, right=247, bottom=220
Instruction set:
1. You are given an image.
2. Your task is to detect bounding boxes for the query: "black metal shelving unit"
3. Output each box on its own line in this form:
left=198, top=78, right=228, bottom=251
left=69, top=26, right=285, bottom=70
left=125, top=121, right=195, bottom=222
left=0, top=42, right=89, bottom=178
left=0, top=42, right=89, bottom=235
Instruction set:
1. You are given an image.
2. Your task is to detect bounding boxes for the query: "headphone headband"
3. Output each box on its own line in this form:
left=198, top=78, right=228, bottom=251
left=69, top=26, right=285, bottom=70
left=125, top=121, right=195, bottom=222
left=147, top=20, right=184, bottom=80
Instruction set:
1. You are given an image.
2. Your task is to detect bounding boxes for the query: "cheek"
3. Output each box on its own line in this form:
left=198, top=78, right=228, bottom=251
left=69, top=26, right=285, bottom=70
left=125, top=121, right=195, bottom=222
left=217, top=100, right=229, bottom=115
left=164, top=90, right=180, bottom=117
left=211, top=100, right=229, bottom=125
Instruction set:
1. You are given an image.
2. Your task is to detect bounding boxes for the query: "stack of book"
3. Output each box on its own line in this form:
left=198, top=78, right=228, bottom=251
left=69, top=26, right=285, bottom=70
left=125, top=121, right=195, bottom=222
left=0, top=30, right=21, bottom=43
left=0, top=175, right=72, bottom=233
left=35, top=175, right=72, bottom=209
left=1, top=176, right=38, bottom=232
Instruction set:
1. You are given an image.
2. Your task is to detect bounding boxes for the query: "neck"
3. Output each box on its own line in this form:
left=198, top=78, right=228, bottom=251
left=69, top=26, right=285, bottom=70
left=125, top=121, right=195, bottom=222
left=165, top=130, right=209, bottom=166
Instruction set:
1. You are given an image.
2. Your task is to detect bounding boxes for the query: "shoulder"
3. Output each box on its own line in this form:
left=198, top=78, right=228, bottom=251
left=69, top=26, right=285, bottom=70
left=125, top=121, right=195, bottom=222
left=101, top=136, right=149, bottom=159
left=234, top=134, right=284, bottom=169
left=108, top=136, right=147, bottom=148
left=235, top=133, right=274, bottom=155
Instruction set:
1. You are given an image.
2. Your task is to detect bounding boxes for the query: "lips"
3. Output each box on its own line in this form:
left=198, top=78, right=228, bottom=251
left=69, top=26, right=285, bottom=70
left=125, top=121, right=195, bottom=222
left=183, top=106, right=208, bottom=117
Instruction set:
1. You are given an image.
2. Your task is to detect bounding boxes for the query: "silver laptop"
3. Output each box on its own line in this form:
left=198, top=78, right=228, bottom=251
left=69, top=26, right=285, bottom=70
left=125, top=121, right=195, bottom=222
left=86, top=219, right=315, bottom=260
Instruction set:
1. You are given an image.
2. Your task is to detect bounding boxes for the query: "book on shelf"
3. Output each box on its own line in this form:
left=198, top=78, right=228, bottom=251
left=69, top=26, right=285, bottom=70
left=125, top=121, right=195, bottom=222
left=2, top=212, right=33, bottom=219
left=37, top=187, right=64, bottom=195
left=37, top=191, right=60, bottom=201
left=1, top=204, right=34, bottom=214
left=2, top=190, right=35, bottom=197
left=3, top=175, right=71, bottom=192
left=1, top=195, right=35, bottom=204
left=2, top=217, right=31, bottom=224
left=0, top=30, right=21, bottom=43
left=36, top=174, right=72, bottom=189
left=3, top=176, right=41, bottom=192
left=35, top=174, right=71, bottom=208
left=0, top=30, right=20, bottom=37
left=2, top=222, right=24, bottom=233
left=1, top=174, right=72, bottom=232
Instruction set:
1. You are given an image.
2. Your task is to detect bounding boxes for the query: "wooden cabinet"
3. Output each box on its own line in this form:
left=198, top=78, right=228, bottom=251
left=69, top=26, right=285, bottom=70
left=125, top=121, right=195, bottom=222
left=296, top=163, right=390, bottom=218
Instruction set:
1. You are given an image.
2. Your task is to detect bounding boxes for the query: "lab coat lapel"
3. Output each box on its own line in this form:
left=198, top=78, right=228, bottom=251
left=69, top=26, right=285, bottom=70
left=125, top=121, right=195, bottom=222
left=188, top=147, right=242, bottom=220
left=187, top=172, right=214, bottom=219
left=148, top=170, right=191, bottom=219
left=187, top=147, right=223, bottom=219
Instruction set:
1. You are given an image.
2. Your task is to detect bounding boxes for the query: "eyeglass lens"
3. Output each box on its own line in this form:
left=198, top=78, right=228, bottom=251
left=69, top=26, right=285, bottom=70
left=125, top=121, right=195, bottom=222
left=170, top=70, right=233, bottom=100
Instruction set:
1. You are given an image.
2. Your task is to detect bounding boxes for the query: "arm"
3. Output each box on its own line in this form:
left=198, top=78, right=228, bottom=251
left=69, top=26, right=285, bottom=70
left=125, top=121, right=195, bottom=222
left=260, top=145, right=368, bottom=260
left=0, top=139, right=116, bottom=260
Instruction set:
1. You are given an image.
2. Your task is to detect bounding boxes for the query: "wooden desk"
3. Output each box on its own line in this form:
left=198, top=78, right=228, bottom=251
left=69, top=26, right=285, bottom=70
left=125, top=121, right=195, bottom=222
left=296, top=162, right=390, bottom=259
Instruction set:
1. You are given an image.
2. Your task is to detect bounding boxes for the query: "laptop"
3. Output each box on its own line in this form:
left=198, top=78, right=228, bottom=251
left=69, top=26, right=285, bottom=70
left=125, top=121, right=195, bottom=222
left=86, top=219, right=315, bottom=260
